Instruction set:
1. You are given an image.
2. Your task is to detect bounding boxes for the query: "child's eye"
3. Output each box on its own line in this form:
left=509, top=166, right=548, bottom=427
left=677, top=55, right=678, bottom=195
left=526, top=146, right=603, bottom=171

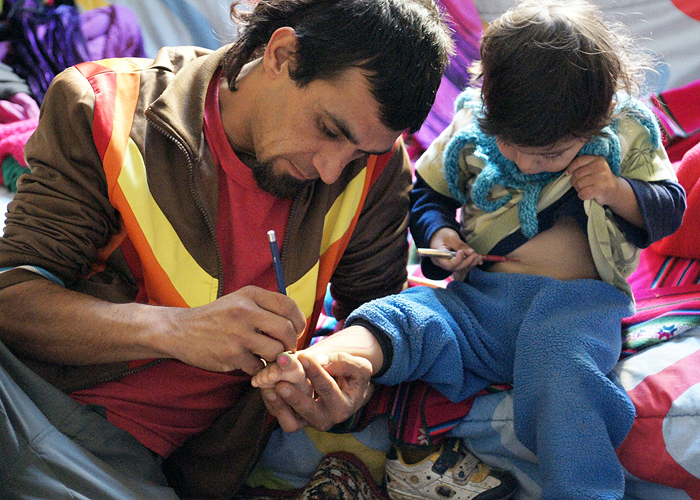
left=543, top=153, right=563, bottom=162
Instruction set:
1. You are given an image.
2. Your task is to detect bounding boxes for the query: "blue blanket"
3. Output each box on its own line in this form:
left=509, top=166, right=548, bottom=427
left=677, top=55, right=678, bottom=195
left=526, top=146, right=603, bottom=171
left=348, top=269, right=636, bottom=500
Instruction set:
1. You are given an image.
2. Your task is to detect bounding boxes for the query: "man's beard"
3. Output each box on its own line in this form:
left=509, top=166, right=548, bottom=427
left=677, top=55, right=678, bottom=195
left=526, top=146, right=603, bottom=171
left=251, top=159, right=314, bottom=199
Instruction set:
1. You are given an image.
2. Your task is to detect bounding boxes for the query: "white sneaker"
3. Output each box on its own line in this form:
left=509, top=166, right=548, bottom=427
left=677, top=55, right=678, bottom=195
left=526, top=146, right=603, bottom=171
left=384, top=438, right=518, bottom=500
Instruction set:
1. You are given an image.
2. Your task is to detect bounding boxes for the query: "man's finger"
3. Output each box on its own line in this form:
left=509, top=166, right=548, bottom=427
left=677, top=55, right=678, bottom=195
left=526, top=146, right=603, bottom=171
left=247, top=287, right=307, bottom=340
left=261, top=386, right=308, bottom=432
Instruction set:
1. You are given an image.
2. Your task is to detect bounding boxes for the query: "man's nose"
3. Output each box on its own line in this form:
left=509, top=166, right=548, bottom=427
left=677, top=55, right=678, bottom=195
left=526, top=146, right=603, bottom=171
left=314, top=147, right=362, bottom=184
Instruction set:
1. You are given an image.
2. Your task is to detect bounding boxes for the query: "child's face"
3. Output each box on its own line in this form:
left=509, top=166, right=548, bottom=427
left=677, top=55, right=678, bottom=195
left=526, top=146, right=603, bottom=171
left=496, top=136, right=588, bottom=175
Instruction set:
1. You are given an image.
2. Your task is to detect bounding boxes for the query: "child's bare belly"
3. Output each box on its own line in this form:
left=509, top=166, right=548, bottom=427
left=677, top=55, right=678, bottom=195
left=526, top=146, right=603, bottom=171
left=488, top=216, right=600, bottom=280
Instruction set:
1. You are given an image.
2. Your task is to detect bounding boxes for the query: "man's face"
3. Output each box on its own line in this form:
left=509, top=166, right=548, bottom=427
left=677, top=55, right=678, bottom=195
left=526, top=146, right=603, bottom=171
left=250, top=67, right=401, bottom=198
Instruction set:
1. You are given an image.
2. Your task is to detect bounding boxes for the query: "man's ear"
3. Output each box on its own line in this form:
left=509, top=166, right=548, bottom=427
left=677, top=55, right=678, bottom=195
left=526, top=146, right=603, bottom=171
left=262, top=27, right=298, bottom=78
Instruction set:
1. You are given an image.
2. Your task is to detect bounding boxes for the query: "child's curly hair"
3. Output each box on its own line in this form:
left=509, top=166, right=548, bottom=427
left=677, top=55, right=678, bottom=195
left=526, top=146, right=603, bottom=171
left=470, top=0, right=655, bottom=147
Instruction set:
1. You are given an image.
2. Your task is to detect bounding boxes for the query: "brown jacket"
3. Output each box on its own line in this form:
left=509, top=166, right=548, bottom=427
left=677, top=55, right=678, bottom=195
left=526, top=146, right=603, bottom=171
left=0, top=45, right=411, bottom=497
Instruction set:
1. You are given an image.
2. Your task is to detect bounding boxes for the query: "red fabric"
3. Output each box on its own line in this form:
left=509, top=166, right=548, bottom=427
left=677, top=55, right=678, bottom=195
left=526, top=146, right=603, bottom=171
left=205, top=70, right=292, bottom=295
left=617, top=348, right=700, bottom=498
left=71, top=363, right=250, bottom=457
left=0, top=116, right=38, bottom=168
left=650, top=79, right=700, bottom=163
left=651, top=142, right=700, bottom=259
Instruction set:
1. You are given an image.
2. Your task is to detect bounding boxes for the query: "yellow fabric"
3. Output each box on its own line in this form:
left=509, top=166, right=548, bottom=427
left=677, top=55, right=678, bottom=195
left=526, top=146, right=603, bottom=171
left=320, top=169, right=367, bottom=255
left=287, top=169, right=369, bottom=318
left=119, top=139, right=219, bottom=307
left=244, top=467, right=296, bottom=491
left=74, top=0, right=109, bottom=11
left=304, top=428, right=387, bottom=484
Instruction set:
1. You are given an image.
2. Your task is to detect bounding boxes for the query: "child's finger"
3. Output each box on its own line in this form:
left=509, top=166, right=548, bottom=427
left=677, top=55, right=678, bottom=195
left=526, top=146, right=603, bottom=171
left=251, top=363, right=283, bottom=387
left=277, top=351, right=293, bottom=369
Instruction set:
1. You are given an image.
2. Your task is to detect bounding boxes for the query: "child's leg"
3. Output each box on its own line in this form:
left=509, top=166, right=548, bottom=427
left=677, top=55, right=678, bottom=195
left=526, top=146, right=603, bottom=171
left=512, top=278, right=635, bottom=500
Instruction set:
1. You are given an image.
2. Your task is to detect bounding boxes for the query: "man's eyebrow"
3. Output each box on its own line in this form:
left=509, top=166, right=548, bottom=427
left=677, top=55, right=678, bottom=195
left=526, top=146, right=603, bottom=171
left=329, top=114, right=394, bottom=156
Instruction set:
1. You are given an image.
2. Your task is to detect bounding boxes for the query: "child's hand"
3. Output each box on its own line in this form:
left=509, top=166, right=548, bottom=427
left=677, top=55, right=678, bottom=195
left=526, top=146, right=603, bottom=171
left=566, top=154, right=644, bottom=227
left=252, top=351, right=313, bottom=397
left=566, top=155, right=621, bottom=206
left=428, top=227, right=483, bottom=272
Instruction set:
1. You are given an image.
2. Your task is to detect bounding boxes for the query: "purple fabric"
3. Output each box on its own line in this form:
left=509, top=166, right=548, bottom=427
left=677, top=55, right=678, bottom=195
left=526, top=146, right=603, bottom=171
left=0, top=92, right=39, bottom=123
left=3, top=2, right=145, bottom=104
left=8, top=2, right=89, bottom=103
left=413, top=0, right=483, bottom=150
left=5, top=2, right=90, bottom=103
left=81, top=5, right=146, bottom=61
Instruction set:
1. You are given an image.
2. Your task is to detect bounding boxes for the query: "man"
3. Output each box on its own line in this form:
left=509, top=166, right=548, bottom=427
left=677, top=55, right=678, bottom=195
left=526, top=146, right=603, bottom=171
left=0, top=0, right=453, bottom=498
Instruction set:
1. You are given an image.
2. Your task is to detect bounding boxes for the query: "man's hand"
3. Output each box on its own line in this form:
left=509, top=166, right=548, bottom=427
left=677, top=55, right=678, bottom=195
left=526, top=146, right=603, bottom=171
left=163, top=285, right=306, bottom=375
left=261, top=351, right=374, bottom=432
left=0, top=281, right=302, bottom=373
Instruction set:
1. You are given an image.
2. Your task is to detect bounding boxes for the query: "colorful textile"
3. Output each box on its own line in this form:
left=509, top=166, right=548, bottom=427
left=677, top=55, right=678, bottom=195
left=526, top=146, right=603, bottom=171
left=622, top=248, right=700, bottom=356
left=411, top=0, right=482, bottom=152
left=615, top=332, right=700, bottom=499
left=4, top=1, right=90, bottom=103
left=239, top=452, right=390, bottom=500
left=3, top=1, right=145, bottom=104
left=0, top=92, right=39, bottom=122
left=80, top=4, right=145, bottom=60
left=1, top=155, right=29, bottom=192
left=0, top=117, right=38, bottom=190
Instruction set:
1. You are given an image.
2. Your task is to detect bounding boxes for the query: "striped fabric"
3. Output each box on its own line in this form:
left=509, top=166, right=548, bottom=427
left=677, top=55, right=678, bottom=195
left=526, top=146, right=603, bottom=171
left=76, top=59, right=218, bottom=308
left=622, top=248, right=700, bottom=356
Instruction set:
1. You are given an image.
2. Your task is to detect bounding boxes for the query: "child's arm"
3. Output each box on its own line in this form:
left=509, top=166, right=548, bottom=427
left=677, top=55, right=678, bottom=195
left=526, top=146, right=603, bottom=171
left=566, top=154, right=644, bottom=227
left=251, top=325, right=384, bottom=390
left=251, top=325, right=382, bottom=432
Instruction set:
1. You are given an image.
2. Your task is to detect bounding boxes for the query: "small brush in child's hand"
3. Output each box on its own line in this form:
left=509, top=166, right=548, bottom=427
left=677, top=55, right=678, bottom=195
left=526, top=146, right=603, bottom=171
left=416, top=248, right=520, bottom=262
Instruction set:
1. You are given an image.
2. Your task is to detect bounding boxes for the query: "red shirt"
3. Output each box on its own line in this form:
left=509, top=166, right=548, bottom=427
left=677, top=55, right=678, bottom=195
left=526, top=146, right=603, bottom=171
left=71, top=71, right=292, bottom=457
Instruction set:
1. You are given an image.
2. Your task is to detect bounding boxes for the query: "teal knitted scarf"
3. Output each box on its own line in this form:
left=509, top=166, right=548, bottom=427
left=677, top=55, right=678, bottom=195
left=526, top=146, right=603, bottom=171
left=443, top=90, right=661, bottom=239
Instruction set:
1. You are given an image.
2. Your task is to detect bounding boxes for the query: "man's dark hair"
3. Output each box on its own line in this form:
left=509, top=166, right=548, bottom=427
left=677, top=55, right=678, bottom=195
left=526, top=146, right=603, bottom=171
left=223, top=0, right=453, bottom=133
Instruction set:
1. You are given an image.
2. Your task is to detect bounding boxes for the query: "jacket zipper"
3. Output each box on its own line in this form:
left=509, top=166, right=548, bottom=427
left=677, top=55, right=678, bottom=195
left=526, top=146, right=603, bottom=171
left=148, top=117, right=224, bottom=297
left=280, top=196, right=301, bottom=273
left=73, top=118, right=224, bottom=392
left=147, top=115, right=274, bottom=478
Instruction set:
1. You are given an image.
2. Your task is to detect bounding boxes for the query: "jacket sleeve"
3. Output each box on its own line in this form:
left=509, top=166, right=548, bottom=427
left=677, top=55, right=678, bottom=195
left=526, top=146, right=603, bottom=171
left=0, top=67, right=121, bottom=290
left=345, top=285, right=473, bottom=401
left=329, top=140, right=412, bottom=320
left=612, top=178, right=686, bottom=248
left=611, top=112, right=687, bottom=248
